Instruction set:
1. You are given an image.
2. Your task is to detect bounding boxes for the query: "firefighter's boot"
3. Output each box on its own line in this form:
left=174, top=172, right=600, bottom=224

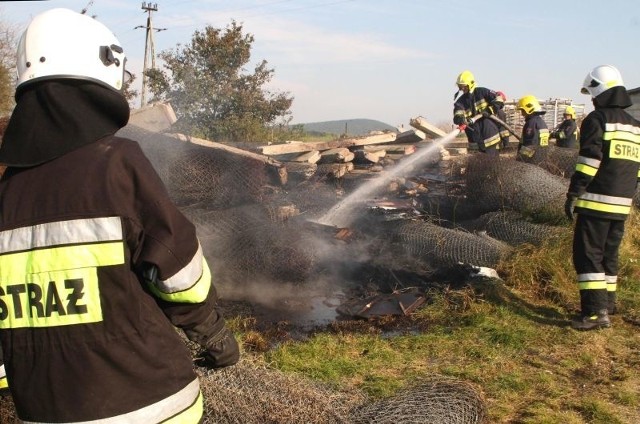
left=573, top=289, right=610, bottom=330
left=571, top=309, right=611, bottom=331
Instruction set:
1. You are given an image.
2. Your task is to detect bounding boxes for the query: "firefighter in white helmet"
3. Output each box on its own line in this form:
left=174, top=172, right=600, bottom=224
left=0, top=8, right=239, bottom=422
left=453, top=70, right=505, bottom=156
left=516, top=94, right=550, bottom=165
left=566, top=65, right=640, bottom=330
left=551, top=105, right=579, bottom=148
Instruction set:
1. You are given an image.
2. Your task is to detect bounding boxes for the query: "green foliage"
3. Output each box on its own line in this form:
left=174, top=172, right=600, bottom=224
left=122, top=71, right=139, bottom=105
left=0, top=62, right=13, bottom=115
left=0, top=13, right=17, bottom=115
left=301, top=119, right=396, bottom=137
left=250, top=220, right=640, bottom=423
left=147, top=21, right=293, bottom=142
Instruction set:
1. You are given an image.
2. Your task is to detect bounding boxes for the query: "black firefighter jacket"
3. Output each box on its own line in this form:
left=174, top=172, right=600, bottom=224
left=453, top=86, right=503, bottom=151
left=0, top=80, right=223, bottom=423
left=554, top=118, right=578, bottom=148
left=568, top=86, right=640, bottom=221
left=518, top=113, right=550, bottom=165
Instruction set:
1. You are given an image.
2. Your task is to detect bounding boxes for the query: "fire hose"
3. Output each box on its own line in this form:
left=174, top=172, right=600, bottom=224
left=486, top=114, right=521, bottom=142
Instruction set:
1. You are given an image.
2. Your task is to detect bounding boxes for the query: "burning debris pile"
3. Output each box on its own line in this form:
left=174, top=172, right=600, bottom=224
left=0, top=106, right=578, bottom=424
left=122, top=104, right=575, bottom=315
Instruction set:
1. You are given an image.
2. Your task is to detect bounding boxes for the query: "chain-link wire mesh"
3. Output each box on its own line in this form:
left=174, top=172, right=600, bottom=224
left=1, top=369, right=488, bottom=424
left=457, top=211, right=564, bottom=247
left=461, top=155, right=567, bottom=222
left=385, top=219, right=512, bottom=269
left=180, top=204, right=318, bottom=287
left=349, top=376, right=487, bottom=424
left=539, top=146, right=578, bottom=178
left=119, top=126, right=271, bottom=208
left=118, top=126, right=320, bottom=287
left=197, top=359, right=364, bottom=424
left=195, top=357, right=487, bottom=424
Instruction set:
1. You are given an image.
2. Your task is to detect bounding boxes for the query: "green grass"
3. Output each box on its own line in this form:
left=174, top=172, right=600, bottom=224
left=235, top=213, right=640, bottom=423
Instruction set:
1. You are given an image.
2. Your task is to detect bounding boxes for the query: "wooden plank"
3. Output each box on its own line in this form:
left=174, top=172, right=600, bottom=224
left=366, top=144, right=415, bottom=154
left=289, top=150, right=321, bottom=163
left=129, top=102, right=177, bottom=132
left=285, top=161, right=318, bottom=182
left=409, top=116, right=448, bottom=139
left=395, top=128, right=426, bottom=144
left=353, top=149, right=384, bottom=164
left=259, top=132, right=396, bottom=155
left=169, top=133, right=288, bottom=186
left=317, top=162, right=351, bottom=179
left=319, top=147, right=354, bottom=163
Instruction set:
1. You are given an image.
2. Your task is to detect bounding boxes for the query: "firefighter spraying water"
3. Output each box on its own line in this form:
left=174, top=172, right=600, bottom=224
left=316, top=116, right=480, bottom=228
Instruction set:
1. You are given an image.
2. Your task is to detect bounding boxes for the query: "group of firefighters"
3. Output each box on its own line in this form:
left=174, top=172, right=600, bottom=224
left=452, top=66, right=640, bottom=332
left=453, top=69, right=579, bottom=161
left=0, top=6, right=638, bottom=423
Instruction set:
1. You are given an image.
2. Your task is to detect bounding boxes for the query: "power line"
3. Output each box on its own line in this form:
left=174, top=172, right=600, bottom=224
left=81, top=0, right=95, bottom=15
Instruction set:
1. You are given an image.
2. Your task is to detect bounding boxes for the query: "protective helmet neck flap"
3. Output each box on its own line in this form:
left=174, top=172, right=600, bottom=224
left=16, top=8, right=126, bottom=96
left=0, top=8, right=130, bottom=168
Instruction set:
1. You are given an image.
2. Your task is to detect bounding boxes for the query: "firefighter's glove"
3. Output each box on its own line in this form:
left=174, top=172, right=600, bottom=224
left=482, top=110, right=491, bottom=118
left=564, top=195, right=577, bottom=221
left=195, top=327, right=240, bottom=370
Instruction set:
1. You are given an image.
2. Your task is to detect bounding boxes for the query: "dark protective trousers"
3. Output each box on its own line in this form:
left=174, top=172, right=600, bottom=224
left=572, top=215, right=625, bottom=315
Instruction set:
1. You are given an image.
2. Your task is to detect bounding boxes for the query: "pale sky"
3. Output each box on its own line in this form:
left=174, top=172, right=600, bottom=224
left=2, top=0, right=639, bottom=127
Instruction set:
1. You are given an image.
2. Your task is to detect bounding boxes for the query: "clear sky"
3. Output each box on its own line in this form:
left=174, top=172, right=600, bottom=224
left=1, top=0, right=639, bottom=127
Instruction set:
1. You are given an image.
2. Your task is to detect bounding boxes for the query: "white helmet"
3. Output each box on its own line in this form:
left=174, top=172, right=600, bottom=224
left=581, top=65, right=624, bottom=98
left=16, top=8, right=126, bottom=92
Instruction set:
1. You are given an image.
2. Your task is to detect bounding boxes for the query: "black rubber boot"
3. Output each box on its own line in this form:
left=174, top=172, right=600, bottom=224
left=571, top=309, right=611, bottom=331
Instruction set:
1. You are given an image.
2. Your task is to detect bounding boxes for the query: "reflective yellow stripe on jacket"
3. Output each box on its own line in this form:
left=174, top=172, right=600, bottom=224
left=0, top=217, right=124, bottom=329
left=539, top=129, right=549, bottom=146
left=575, top=156, right=601, bottom=177
left=605, top=122, right=640, bottom=162
left=147, top=243, right=211, bottom=303
left=575, top=193, right=633, bottom=216
left=21, top=379, right=203, bottom=424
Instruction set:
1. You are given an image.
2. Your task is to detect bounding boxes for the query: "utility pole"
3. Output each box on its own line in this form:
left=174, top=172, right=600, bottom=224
left=136, top=3, right=166, bottom=107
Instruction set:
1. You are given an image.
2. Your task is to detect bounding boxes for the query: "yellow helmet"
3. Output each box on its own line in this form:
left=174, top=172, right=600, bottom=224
left=456, top=70, right=476, bottom=92
left=517, top=95, right=542, bottom=115
left=564, top=106, right=576, bottom=119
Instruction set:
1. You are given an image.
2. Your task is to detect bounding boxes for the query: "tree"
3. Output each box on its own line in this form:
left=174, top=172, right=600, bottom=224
left=147, top=21, right=294, bottom=142
left=0, top=11, right=18, bottom=115
left=122, top=71, right=139, bottom=106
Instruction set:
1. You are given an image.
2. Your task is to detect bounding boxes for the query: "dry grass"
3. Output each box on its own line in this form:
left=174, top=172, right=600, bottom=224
left=2, top=213, right=640, bottom=423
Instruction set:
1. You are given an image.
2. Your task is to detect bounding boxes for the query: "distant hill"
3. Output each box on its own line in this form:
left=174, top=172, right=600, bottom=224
left=296, top=119, right=396, bottom=136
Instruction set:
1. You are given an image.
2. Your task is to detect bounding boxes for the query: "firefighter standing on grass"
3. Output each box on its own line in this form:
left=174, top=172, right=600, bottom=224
left=453, top=70, right=505, bottom=156
left=565, top=65, right=640, bottom=330
left=552, top=105, right=579, bottom=148
left=0, top=8, right=239, bottom=422
left=516, top=94, right=550, bottom=165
